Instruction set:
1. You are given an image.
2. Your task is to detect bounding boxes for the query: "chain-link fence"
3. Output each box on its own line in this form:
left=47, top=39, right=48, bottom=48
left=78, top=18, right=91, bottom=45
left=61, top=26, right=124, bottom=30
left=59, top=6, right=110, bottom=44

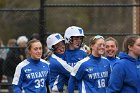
left=0, top=0, right=140, bottom=92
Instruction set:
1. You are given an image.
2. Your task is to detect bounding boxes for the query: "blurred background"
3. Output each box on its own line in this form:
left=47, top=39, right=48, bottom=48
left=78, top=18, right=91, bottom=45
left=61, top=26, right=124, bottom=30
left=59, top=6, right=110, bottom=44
left=0, top=0, right=139, bottom=92
left=0, top=0, right=139, bottom=46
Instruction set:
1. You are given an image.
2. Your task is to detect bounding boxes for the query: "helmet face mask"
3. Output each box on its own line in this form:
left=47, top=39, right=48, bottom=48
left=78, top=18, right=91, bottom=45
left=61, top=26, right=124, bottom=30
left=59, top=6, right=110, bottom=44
left=46, top=33, right=64, bottom=50
left=64, top=26, right=85, bottom=44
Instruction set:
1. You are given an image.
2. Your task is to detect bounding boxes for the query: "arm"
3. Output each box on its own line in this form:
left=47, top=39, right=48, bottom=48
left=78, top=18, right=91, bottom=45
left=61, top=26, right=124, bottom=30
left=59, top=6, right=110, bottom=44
left=68, top=75, right=77, bottom=93
left=106, top=63, right=125, bottom=93
left=68, top=59, right=87, bottom=93
left=13, top=85, right=22, bottom=93
left=49, top=60, right=70, bottom=92
left=12, top=63, right=25, bottom=93
left=51, top=54, right=73, bottom=77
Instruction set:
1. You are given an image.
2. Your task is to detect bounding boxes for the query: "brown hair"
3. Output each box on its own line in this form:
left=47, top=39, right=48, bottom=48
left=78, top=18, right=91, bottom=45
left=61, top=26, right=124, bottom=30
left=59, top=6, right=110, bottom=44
left=26, top=39, right=41, bottom=58
left=89, top=35, right=104, bottom=46
left=105, top=37, right=118, bottom=48
left=89, top=35, right=104, bottom=52
left=27, top=39, right=41, bottom=51
left=123, top=35, right=140, bottom=53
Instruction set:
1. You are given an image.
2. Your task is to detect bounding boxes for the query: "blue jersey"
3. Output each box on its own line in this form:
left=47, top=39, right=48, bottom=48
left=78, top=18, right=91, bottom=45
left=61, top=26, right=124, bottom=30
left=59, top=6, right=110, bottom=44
left=107, top=52, right=140, bottom=93
left=65, top=48, right=87, bottom=91
left=65, top=48, right=87, bottom=67
left=48, top=54, right=73, bottom=92
left=106, top=56, right=120, bottom=70
left=69, top=55, right=111, bottom=93
left=12, top=58, right=50, bottom=93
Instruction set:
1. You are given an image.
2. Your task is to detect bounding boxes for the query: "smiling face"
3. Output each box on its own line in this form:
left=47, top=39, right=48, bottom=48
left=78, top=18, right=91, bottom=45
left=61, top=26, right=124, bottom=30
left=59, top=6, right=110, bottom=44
left=90, top=38, right=105, bottom=57
left=105, top=40, right=118, bottom=57
left=28, top=40, right=42, bottom=60
left=53, top=41, right=65, bottom=54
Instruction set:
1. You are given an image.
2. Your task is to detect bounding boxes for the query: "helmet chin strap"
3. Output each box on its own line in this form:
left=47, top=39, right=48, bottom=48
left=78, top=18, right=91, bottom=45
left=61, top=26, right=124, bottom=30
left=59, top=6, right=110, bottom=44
left=50, top=48, right=54, bottom=51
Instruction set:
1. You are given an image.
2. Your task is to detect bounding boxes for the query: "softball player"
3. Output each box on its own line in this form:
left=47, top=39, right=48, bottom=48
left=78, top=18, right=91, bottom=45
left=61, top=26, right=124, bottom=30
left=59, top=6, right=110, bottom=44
left=64, top=26, right=87, bottom=67
left=105, top=37, right=120, bottom=69
left=46, top=33, right=73, bottom=93
left=64, top=26, right=87, bottom=92
left=68, top=35, right=111, bottom=93
left=107, top=35, right=140, bottom=93
left=12, top=39, right=50, bottom=93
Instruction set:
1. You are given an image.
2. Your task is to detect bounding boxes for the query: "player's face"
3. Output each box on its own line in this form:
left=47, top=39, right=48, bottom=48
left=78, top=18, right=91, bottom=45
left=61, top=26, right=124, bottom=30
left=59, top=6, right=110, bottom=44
left=105, top=41, right=118, bottom=57
left=129, top=38, right=140, bottom=58
left=54, top=41, right=65, bottom=54
left=29, top=42, right=42, bottom=60
left=70, top=36, right=83, bottom=49
left=91, top=38, right=105, bottom=57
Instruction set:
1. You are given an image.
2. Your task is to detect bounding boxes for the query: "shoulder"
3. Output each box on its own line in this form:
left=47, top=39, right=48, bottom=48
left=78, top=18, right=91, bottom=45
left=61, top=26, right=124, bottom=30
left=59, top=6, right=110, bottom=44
left=101, top=56, right=108, bottom=60
left=74, top=56, right=90, bottom=68
left=40, top=59, right=50, bottom=65
left=16, top=59, right=30, bottom=70
left=39, top=59, right=50, bottom=70
left=112, top=59, right=127, bottom=70
left=48, top=54, right=68, bottom=66
left=48, top=54, right=61, bottom=64
left=79, top=48, right=87, bottom=54
left=101, top=56, right=110, bottom=63
left=71, top=57, right=90, bottom=76
left=116, top=59, right=128, bottom=65
left=116, top=56, right=120, bottom=59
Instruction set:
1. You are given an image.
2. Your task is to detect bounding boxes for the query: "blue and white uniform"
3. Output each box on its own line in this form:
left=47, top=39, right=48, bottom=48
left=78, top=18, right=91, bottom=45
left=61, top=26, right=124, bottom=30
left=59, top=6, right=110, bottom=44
left=12, top=58, right=50, bottom=93
left=48, top=53, right=73, bottom=92
left=107, top=52, right=140, bottom=93
left=68, top=55, right=111, bottom=93
left=65, top=48, right=87, bottom=92
left=65, top=48, right=87, bottom=67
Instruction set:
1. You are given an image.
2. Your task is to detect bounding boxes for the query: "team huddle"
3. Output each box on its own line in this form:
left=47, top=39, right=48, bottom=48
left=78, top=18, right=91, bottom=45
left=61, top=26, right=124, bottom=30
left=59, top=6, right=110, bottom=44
left=12, top=26, right=140, bottom=93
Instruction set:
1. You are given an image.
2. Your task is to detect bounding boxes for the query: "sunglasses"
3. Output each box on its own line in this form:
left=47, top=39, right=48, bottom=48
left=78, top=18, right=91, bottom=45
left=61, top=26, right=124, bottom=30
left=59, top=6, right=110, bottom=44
left=93, top=35, right=104, bottom=40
